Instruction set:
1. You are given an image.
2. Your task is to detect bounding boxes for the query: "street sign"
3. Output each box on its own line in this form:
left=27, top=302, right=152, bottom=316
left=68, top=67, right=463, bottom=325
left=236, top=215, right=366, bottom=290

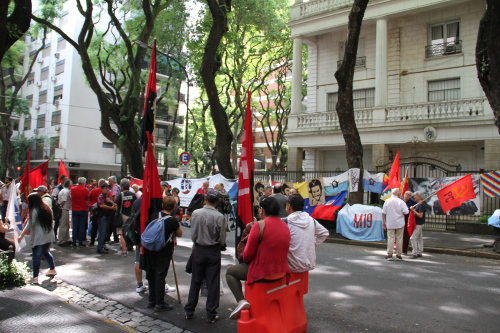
left=178, top=165, right=191, bottom=174
left=179, top=152, right=191, bottom=164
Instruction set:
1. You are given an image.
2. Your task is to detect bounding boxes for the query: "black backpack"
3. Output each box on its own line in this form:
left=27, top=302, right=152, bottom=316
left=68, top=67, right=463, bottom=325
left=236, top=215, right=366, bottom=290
left=187, top=193, right=205, bottom=214
left=219, top=192, right=232, bottom=214
left=123, top=210, right=141, bottom=245
left=47, top=195, right=62, bottom=221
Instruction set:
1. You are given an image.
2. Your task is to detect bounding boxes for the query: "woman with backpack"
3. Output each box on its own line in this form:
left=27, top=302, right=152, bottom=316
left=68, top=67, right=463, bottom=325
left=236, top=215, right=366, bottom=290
left=225, top=196, right=291, bottom=320
left=17, top=193, right=57, bottom=284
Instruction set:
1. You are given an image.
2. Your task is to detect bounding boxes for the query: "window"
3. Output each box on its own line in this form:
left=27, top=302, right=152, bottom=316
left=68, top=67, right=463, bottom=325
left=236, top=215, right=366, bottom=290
left=37, top=115, right=45, bottom=128
left=29, top=50, right=37, bottom=61
left=57, top=37, right=66, bottom=51
left=427, top=21, right=461, bottom=57
left=55, top=60, right=65, bottom=75
left=40, top=66, right=49, bottom=81
left=59, top=12, right=69, bottom=26
left=27, top=72, right=35, bottom=86
left=42, top=43, right=51, bottom=58
left=39, top=90, right=47, bottom=104
left=11, top=119, right=19, bottom=131
left=327, top=88, right=375, bottom=111
left=35, top=139, right=45, bottom=159
left=53, top=85, right=63, bottom=102
left=50, top=136, right=60, bottom=156
left=24, top=118, right=32, bottom=131
left=51, top=111, right=61, bottom=125
left=26, top=94, right=33, bottom=108
left=102, top=142, right=114, bottom=148
left=338, top=38, right=366, bottom=68
left=428, top=78, right=460, bottom=102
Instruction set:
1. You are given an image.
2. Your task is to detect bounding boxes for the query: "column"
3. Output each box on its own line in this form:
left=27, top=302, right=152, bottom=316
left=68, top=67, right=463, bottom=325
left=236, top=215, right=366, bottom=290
left=288, top=147, right=304, bottom=181
left=372, top=144, right=390, bottom=170
left=291, top=37, right=303, bottom=115
left=375, top=18, right=388, bottom=107
left=484, top=139, right=500, bottom=171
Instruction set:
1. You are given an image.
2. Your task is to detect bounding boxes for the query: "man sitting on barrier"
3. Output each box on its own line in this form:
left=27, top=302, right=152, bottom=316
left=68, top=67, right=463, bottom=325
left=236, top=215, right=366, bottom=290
left=226, top=196, right=291, bottom=320
left=286, top=194, right=329, bottom=273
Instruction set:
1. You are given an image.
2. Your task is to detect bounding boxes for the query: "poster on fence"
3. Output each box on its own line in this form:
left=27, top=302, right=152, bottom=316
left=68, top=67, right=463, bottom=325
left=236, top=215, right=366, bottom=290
left=336, top=204, right=385, bottom=242
left=409, top=175, right=480, bottom=215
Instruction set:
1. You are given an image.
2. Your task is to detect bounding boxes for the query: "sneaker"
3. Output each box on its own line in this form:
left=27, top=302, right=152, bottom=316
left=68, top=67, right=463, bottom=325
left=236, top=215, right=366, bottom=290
left=146, top=302, right=155, bottom=309
left=409, top=254, right=418, bottom=259
left=115, top=252, right=127, bottom=257
left=185, top=312, right=193, bottom=320
left=154, top=303, right=174, bottom=311
left=417, top=254, right=423, bottom=257
left=136, top=285, right=148, bottom=293
left=229, top=300, right=250, bottom=320
left=395, top=255, right=403, bottom=261
left=165, top=284, right=176, bottom=293
left=97, top=249, right=109, bottom=254
left=207, top=315, right=219, bottom=323
left=29, top=277, right=39, bottom=284
left=385, top=255, right=394, bottom=261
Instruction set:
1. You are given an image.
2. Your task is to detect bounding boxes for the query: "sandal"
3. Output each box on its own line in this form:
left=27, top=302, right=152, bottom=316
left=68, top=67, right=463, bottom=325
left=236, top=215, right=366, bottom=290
left=45, top=270, right=57, bottom=276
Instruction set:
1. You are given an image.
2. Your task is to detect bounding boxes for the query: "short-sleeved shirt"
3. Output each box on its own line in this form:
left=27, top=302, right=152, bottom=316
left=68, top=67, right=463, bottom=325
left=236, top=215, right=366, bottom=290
left=52, top=184, right=63, bottom=200
left=415, top=204, right=426, bottom=225
left=97, top=193, right=114, bottom=216
left=157, top=212, right=179, bottom=250
left=58, top=188, right=72, bottom=211
left=71, top=185, right=89, bottom=211
left=109, top=184, right=121, bottom=200
left=114, top=191, right=137, bottom=216
left=382, top=195, right=409, bottom=229
left=89, top=188, right=102, bottom=206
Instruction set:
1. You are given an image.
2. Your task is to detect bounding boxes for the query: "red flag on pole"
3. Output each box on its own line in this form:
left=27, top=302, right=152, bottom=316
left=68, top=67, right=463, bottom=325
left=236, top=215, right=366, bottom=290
left=58, top=160, right=69, bottom=183
left=20, top=149, right=31, bottom=199
left=237, top=91, right=254, bottom=226
left=407, top=210, right=416, bottom=236
left=30, top=159, right=49, bottom=188
left=140, top=131, right=163, bottom=236
left=436, top=174, right=476, bottom=213
left=129, top=177, right=143, bottom=187
left=400, top=167, right=409, bottom=195
left=387, top=148, right=401, bottom=189
left=140, top=40, right=157, bottom=156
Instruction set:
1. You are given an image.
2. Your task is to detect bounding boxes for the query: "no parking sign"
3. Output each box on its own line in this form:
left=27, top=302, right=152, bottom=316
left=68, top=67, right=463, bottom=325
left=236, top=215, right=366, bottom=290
left=179, top=152, right=191, bottom=164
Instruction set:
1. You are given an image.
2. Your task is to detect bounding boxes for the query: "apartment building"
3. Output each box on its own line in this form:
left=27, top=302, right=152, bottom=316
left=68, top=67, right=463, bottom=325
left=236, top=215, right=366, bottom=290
left=287, top=0, right=498, bottom=176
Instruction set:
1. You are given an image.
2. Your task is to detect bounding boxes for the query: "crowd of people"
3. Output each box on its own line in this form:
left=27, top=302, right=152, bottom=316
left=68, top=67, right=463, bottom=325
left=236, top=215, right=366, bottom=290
left=0, top=178, right=331, bottom=324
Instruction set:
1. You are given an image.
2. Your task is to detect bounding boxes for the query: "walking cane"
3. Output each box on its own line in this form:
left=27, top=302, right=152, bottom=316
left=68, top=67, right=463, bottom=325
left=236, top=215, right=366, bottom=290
left=171, top=248, right=181, bottom=304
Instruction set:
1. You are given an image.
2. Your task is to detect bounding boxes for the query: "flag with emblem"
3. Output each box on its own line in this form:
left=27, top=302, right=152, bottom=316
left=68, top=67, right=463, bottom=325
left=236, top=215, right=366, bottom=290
left=436, top=174, right=476, bottom=213
left=480, top=171, right=500, bottom=197
left=237, top=91, right=254, bottom=226
left=140, top=40, right=157, bottom=156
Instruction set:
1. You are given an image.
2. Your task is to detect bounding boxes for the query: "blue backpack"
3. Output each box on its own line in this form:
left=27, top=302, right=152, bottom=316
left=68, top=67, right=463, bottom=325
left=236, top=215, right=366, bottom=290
left=141, top=214, right=173, bottom=252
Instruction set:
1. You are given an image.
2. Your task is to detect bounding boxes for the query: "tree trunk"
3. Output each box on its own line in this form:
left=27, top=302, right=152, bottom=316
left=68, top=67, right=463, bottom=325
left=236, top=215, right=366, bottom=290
left=0, top=0, right=31, bottom=63
left=199, top=0, right=234, bottom=179
left=334, top=0, right=369, bottom=204
left=476, top=0, right=500, bottom=133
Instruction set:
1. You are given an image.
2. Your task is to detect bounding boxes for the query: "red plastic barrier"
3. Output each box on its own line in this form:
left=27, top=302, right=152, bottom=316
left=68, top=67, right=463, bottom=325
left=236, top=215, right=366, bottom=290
left=237, top=272, right=309, bottom=333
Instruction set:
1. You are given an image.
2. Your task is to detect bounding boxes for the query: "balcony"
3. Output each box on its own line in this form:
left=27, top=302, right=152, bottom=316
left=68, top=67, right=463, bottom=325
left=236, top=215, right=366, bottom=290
left=295, top=0, right=354, bottom=20
left=295, top=107, right=373, bottom=130
left=156, top=110, right=184, bottom=125
left=425, top=40, right=462, bottom=58
left=337, top=56, right=366, bottom=69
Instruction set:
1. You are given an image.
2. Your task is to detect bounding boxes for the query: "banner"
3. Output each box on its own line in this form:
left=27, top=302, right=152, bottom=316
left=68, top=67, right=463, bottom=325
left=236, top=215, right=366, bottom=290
left=306, top=178, right=325, bottom=207
left=362, top=170, right=386, bottom=193
left=311, top=191, right=347, bottom=221
left=410, top=175, right=480, bottom=215
left=167, top=178, right=208, bottom=207
left=6, top=184, right=26, bottom=252
left=436, top=174, right=476, bottom=213
left=348, top=168, right=360, bottom=192
left=30, top=160, right=49, bottom=188
left=324, top=173, right=349, bottom=196
left=253, top=181, right=268, bottom=206
left=480, top=171, right=500, bottom=197
left=336, top=204, right=385, bottom=241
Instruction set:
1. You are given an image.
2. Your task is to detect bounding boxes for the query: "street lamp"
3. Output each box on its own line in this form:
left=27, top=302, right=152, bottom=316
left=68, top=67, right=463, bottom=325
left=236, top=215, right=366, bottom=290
left=203, top=147, right=218, bottom=175
left=132, top=39, right=191, bottom=155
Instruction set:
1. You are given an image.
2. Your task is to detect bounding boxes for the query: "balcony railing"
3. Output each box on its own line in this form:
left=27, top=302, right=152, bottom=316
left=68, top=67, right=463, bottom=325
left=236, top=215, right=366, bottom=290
left=385, top=98, right=485, bottom=122
left=337, top=56, right=366, bottom=69
left=298, top=0, right=354, bottom=19
left=296, top=108, right=373, bottom=129
left=156, top=111, right=184, bottom=124
left=425, top=40, right=462, bottom=58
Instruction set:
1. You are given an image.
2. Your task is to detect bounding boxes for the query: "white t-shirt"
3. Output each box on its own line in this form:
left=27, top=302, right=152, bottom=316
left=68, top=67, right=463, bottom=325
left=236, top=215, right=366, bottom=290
left=382, top=195, right=409, bottom=229
left=58, top=188, right=72, bottom=211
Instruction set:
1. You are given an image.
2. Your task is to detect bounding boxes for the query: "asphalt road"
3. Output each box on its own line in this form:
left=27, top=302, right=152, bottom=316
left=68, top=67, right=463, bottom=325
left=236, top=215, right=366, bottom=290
left=16, top=227, right=500, bottom=333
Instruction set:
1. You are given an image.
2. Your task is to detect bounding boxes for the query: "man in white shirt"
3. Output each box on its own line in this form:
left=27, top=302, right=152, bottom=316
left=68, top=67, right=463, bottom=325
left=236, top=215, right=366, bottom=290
left=57, top=179, right=73, bottom=246
left=382, top=188, right=409, bottom=261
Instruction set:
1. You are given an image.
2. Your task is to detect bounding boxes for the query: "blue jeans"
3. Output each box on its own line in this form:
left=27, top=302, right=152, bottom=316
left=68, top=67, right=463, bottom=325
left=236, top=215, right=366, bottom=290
left=97, top=216, right=109, bottom=251
left=32, top=242, right=55, bottom=277
left=72, top=210, right=88, bottom=245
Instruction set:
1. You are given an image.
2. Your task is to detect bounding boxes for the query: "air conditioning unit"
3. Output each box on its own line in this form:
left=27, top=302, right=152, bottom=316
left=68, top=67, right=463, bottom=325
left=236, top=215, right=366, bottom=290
left=54, top=100, right=59, bottom=106
left=54, top=53, right=60, bottom=58
left=36, top=81, right=42, bottom=87
left=34, top=105, right=40, bottom=110
left=55, top=125, right=60, bottom=131
left=259, top=133, right=265, bottom=137
left=37, top=56, right=43, bottom=63
left=51, top=76, right=56, bottom=82
left=33, top=128, right=38, bottom=134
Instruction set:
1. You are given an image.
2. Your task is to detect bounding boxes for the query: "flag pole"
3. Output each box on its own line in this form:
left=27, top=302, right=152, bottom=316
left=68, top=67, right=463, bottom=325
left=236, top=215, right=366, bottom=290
left=171, top=253, right=181, bottom=303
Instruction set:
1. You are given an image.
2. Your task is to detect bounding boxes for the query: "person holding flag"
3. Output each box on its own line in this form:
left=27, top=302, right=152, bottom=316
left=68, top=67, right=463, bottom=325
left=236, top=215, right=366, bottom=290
left=409, top=191, right=426, bottom=259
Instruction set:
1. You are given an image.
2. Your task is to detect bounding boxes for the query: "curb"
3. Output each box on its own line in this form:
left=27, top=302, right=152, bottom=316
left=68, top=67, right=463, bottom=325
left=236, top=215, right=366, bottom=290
left=324, top=237, right=500, bottom=260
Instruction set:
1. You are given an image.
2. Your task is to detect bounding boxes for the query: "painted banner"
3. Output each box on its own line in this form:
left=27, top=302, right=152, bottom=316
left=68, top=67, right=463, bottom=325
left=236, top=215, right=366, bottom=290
left=336, top=204, right=385, bottom=241
left=348, top=168, right=360, bottom=192
left=253, top=181, right=268, bottom=206
left=167, top=178, right=208, bottom=207
left=306, top=178, right=325, bottom=207
left=410, top=175, right=480, bottom=215
left=480, top=171, right=500, bottom=197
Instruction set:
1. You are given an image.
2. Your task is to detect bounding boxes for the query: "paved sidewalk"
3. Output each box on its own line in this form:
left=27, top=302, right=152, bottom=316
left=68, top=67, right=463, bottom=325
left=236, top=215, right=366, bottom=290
left=0, top=285, right=134, bottom=333
left=326, top=229, right=500, bottom=259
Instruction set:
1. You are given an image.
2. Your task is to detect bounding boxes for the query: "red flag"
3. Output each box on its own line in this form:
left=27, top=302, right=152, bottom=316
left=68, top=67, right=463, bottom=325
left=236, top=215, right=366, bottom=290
left=237, top=91, right=254, bottom=226
left=436, top=174, right=476, bottom=213
left=387, top=149, right=400, bottom=189
left=140, top=131, right=163, bottom=236
left=129, top=177, right=143, bottom=187
left=58, top=160, right=69, bottom=183
left=30, top=159, right=49, bottom=188
left=20, top=149, right=31, bottom=199
left=400, top=168, right=409, bottom=195
left=140, top=40, right=157, bottom=156
left=407, top=210, right=416, bottom=236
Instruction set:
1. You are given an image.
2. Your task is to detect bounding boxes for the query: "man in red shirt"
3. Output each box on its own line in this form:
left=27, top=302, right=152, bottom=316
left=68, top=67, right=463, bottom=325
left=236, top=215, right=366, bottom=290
left=196, top=180, right=210, bottom=195
left=88, top=179, right=105, bottom=248
left=71, top=177, right=90, bottom=247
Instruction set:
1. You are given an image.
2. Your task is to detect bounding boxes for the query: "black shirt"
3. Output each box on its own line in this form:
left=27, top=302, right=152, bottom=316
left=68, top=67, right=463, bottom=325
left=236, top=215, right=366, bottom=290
left=159, top=212, right=179, bottom=249
left=415, top=204, right=425, bottom=225
left=114, top=191, right=137, bottom=216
